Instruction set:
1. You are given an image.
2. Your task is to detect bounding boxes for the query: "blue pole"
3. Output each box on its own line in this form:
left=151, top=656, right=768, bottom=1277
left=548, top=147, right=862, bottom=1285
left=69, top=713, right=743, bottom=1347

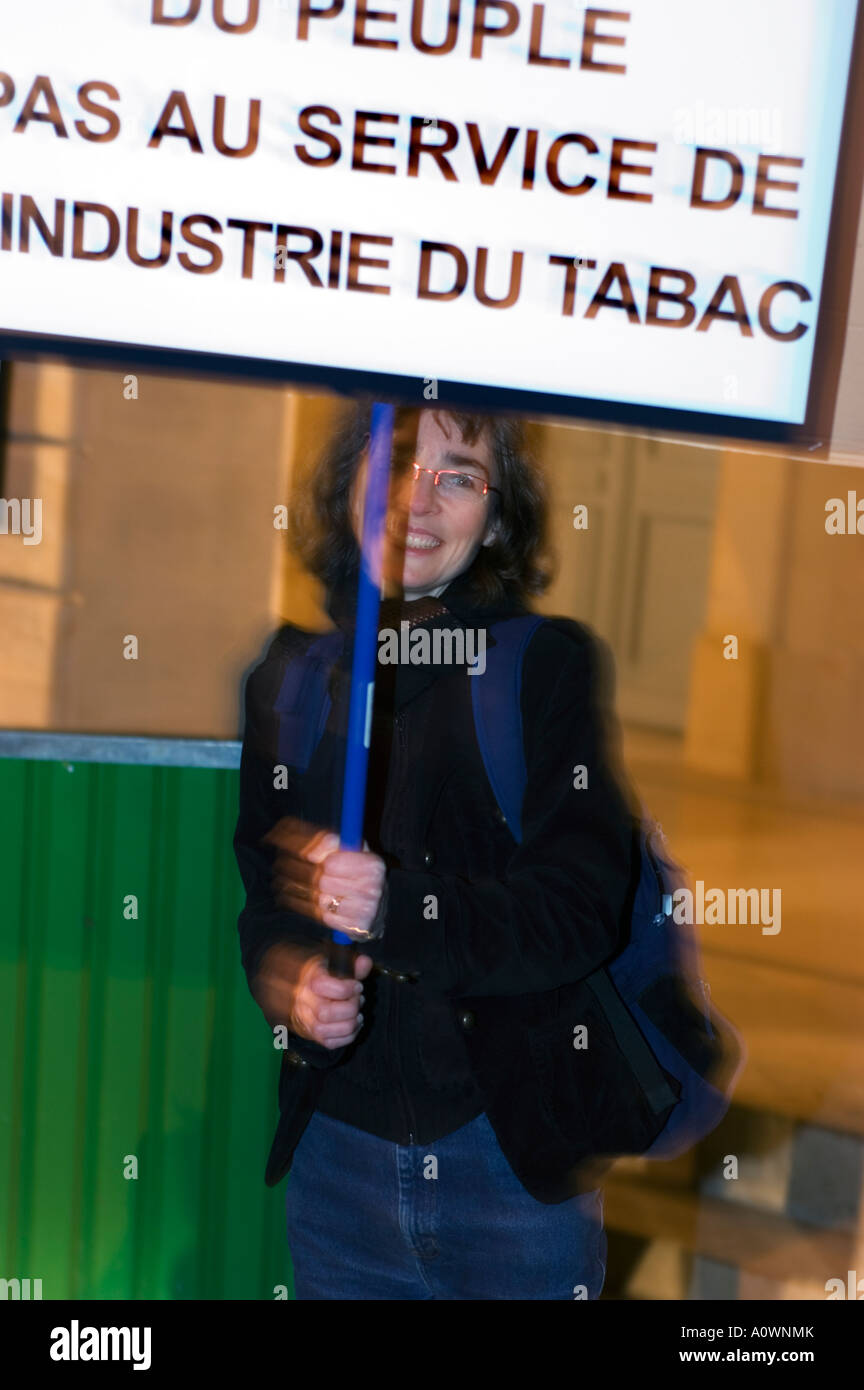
left=329, top=401, right=395, bottom=975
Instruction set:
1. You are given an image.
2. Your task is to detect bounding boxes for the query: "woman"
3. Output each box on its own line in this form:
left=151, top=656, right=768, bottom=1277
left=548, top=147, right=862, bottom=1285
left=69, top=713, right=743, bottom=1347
left=234, top=400, right=643, bottom=1300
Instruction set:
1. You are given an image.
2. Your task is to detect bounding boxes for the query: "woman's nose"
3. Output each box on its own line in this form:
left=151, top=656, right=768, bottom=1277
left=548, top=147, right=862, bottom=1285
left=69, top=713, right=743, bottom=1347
left=396, top=466, right=438, bottom=509
left=410, top=472, right=441, bottom=514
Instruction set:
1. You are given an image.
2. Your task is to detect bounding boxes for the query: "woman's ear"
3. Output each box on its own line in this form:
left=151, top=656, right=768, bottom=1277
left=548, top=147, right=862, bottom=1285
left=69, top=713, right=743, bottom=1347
left=482, top=520, right=499, bottom=548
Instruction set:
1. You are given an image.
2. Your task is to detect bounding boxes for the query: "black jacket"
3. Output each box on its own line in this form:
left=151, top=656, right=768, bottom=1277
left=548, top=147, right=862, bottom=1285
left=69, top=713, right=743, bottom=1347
left=234, top=564, right=677, bottom=1203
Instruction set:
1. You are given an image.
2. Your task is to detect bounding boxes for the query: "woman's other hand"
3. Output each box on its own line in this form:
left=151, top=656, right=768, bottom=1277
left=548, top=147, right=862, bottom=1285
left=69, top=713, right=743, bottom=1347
left=264, top=815, right=387, bottom=939
left=253, top=942, right=374, bottom=1050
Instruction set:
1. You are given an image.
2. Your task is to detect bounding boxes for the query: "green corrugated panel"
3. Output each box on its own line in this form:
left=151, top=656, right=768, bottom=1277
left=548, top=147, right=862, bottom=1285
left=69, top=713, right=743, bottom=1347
left=0, top=759, right=291, bottom=1300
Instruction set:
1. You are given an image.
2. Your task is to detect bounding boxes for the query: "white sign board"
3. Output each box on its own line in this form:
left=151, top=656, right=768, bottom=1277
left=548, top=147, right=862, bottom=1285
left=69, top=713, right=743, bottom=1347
left=0, top=0, right=860, bottom=437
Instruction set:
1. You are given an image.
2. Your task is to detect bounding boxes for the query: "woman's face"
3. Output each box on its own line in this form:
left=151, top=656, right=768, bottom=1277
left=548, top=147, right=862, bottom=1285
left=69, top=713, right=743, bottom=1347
left=350, top=411, right=499, bottom=600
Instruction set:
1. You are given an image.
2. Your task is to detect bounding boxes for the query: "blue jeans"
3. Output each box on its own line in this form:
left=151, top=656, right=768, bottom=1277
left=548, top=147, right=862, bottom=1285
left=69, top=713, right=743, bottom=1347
left=284, top=1108, right=607, bottom=1300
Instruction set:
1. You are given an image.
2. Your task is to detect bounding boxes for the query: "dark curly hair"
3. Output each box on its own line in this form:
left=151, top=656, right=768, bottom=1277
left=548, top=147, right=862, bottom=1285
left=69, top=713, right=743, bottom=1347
left=287, top=396, right=554, bottom=607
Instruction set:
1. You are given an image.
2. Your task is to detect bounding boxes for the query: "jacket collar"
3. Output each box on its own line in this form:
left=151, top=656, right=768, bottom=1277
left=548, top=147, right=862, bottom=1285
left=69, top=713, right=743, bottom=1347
left=325, top=559, right=526, bottom=634
left=324, top=561, right=528, bottom=710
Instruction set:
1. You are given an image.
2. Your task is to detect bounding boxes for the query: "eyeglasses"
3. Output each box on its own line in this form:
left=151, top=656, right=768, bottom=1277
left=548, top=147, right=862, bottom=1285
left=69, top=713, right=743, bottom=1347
left=405, top=462, right=501, bottom=504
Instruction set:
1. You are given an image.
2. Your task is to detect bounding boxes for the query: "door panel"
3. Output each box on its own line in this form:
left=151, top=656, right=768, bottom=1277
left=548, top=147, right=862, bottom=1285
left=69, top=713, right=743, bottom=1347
left=536, top=425, right=719, bottom=731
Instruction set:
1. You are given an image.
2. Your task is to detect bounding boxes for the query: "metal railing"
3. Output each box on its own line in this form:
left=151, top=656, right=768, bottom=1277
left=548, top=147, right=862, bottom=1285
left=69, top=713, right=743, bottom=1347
left=0, top=731, right=241, bottom=769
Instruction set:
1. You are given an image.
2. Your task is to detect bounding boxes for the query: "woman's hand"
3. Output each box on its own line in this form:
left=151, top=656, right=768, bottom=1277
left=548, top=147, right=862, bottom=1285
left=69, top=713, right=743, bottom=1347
left=253, top=942, right=373, bottom=1050
left=263, top=815, right=387, bottom=940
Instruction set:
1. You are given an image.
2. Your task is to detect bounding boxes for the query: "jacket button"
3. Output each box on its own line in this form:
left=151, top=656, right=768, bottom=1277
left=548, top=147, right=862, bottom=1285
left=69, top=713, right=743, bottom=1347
left=458, top=1009, right=475, bottom=1031
left=285, top=1048, right=309, bottom=1068
left=423, top=850, right=434, bottom=867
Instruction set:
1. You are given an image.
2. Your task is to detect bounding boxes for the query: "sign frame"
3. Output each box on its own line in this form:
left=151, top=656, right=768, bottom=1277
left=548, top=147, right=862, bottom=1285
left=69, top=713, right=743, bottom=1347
left=0, top=3, right=862, bottom=453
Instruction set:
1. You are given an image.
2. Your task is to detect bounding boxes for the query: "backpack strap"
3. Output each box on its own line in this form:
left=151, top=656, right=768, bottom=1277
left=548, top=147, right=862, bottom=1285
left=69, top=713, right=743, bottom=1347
left=583, top=968, right=680, bottom=1114
left=273, top=631, right=345, bottom=772
left=470, top=614, right=546, bottom=843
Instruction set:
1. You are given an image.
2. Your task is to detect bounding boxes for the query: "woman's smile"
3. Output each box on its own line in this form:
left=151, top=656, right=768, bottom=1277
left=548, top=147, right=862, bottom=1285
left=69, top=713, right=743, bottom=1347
left=404, top=533, right=442, bottom=550
left=386, top=518, right=443, bottom=551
